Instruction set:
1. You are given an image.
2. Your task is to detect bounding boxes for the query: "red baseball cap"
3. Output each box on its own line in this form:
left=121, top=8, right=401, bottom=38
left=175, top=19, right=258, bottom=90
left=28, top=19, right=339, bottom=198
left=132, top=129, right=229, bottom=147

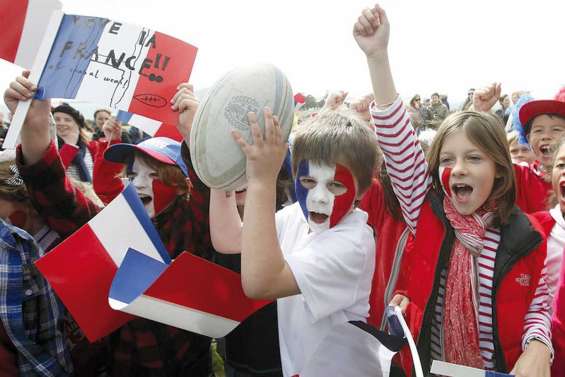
left=519, top=99, right=565, bottom=136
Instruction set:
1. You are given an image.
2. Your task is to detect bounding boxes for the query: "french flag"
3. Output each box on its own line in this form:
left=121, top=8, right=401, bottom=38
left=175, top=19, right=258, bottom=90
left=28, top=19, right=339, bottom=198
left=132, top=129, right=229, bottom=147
left=36, top=185, right=268, bottom=341
left=34, top=14, right=197, bottom=125
left=0, top=0, right=62, bottom=69
left=117, top=110, right=183, bottom=142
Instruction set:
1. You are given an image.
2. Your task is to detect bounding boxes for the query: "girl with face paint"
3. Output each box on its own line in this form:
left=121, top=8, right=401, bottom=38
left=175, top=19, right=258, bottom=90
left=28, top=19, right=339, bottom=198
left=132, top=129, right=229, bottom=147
left=356, top=5, right=552, bottom=376
left=8, top=75, right=217, bottom=376
left=210, top=106, right=379, bottom=376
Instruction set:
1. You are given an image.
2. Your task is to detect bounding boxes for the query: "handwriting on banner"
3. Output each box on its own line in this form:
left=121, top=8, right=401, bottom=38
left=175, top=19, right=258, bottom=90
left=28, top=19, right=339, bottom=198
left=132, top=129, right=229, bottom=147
left=53, top=17, right=171, bottom=83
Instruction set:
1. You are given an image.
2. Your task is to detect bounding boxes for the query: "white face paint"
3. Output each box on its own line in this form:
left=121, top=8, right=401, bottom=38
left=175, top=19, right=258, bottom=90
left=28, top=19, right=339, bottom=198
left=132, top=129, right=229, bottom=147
left=130, top=156, right=158, bottom=218
left=297, top=162, right=340, bottom=232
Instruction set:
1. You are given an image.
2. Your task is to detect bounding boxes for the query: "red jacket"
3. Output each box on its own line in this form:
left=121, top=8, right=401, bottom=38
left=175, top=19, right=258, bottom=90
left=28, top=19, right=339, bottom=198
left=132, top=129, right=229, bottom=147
left=531, top=210, right=565, bottom=377
left=359, top=179, right=408, bottom=328
left=396, top=193, right=546, bottom=376
left=59, top=140, right=103, bottom=171
left=514, top=163, right=552, bottom=213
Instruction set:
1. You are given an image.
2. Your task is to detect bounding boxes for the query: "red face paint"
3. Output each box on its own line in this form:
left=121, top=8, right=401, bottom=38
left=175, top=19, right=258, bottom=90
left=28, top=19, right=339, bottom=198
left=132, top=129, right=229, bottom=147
left=441, top=167, right=452, bottom=197
left=329, top=164, right=357, bottom=227
left=152, top=179, right=178, bottom=216
left=8, top=210, right=27, bottom=229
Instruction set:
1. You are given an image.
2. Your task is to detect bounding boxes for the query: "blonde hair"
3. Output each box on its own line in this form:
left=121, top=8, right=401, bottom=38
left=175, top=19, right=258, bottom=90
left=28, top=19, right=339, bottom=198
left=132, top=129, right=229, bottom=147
left=427, top=111, right=516, bottom=224
left=291, top=108, right=378, bottom=196
left=506, top=130, right=519, bottom=146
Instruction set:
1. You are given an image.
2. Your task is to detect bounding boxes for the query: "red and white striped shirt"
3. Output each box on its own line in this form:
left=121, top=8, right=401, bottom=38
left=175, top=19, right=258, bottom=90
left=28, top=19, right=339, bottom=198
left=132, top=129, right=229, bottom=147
left=370, top=97, right=553, bottom=366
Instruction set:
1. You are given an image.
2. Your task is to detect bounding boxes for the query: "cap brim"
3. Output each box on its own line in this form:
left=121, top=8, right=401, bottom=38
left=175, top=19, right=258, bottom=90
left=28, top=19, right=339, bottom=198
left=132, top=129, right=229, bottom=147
left=104, top=143, right=176, bottom=166
left=520, top=100, right=565, bottom=134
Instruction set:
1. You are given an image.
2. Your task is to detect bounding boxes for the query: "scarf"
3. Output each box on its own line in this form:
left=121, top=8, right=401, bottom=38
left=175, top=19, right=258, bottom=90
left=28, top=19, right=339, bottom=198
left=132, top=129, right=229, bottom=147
left=442, top=197, right=495, bottom=368
left=58, top=138, right=91, bottom=182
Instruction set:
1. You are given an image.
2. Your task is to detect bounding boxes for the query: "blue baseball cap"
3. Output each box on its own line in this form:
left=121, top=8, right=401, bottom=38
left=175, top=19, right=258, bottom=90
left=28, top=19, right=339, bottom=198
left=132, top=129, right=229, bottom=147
left=104, top=137, right=189, bottom=177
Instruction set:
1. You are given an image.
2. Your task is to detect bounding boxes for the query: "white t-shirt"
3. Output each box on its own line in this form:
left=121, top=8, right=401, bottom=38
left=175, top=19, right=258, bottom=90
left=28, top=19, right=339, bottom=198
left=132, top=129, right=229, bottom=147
left=275, top=203, right=375, bottom=377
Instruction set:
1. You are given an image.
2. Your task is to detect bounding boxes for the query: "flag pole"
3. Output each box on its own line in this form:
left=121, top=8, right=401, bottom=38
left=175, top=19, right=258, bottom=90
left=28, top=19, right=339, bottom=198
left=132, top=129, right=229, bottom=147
left=3, top=9, right=64, bottom=149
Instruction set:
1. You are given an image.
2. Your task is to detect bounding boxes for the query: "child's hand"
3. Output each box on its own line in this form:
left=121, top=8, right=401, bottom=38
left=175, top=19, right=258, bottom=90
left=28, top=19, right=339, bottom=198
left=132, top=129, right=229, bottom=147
left=511, top=340, right=551, bottom=377
left=3, top=71, right=51, bottom=125
left=472, top=83, right=502, bottom=112
left=102, top=117, right=122, bottom=142
left=171, top=83, right=199, bottom=141
left=389, top=294, right=410, bottom=314
left=232, top=108, right=287, bottom=186
left=353, top=4, right=390, bottom=59
left=323, top=91, right=348, bottom=111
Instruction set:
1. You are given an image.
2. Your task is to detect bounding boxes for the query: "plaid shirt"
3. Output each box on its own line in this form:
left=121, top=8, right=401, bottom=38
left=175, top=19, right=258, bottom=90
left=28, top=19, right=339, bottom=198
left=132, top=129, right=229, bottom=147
left=0, top=219, right=73, bottom=376
left=17, top=141, right=215, bottom=376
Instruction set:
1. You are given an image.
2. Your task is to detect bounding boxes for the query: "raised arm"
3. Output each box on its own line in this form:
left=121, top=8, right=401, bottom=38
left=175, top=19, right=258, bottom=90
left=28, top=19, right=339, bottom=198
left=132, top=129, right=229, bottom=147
left=3, top=71, right=52, bottom=165
left=353, top=5, right=430, bottom=233
left=4, top=74, right=101, bottom=237
left=209, top=189, right=243, bottom=254
left=232, top=110, right=298, bottom=300
left=92, top=118, right=126, bottom=204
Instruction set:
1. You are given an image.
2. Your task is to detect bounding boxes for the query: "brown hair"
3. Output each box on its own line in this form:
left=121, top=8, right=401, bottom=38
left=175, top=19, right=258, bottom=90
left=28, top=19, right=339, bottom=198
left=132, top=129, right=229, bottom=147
left=128, top=152, right=189, bottom=196
left=291, top=108, right=379, bottom=197
left=427, top=111, right=516, bottom=224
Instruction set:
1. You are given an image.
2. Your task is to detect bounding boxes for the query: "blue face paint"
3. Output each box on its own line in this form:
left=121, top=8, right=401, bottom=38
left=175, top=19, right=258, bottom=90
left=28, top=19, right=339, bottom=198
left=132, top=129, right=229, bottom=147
left=295, top=160, right=309, bottom=220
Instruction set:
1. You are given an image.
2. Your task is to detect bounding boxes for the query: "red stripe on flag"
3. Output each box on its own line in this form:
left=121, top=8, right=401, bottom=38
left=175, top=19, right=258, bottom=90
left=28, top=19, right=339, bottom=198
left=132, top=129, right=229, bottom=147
left=154, top=123, right=183, bottom=142
left=128, top=31, right=197, bottom=124
left=0, top=0, right=29, bottom=63
left=35, top=224, right=133, bottom=342
left=145, top=252, right=270, bottom=322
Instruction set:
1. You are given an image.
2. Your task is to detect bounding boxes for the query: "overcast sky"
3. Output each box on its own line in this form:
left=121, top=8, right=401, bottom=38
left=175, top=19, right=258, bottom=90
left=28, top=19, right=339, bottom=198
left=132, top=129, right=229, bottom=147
left=1, top=0, right=564, bottom=114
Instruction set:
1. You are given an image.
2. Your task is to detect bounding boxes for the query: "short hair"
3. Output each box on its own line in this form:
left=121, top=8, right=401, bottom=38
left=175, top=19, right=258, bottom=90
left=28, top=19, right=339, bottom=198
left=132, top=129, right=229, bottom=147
left=431, top=93, right=440, bottom=98
left=291, top=108, right=378, bottom=196
left=427, top=111, right=516, bottom=224
left=525, top=113, right=565, bottom=138
left=93, top=109, right=111, bottom=120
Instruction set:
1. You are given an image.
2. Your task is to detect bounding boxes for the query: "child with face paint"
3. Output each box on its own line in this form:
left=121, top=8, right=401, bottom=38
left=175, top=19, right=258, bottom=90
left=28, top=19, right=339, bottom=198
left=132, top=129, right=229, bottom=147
left=355, top=4, right=552, bottom=376
left=4, top=74, right=216, bottom=376
left=209, top=107, right=379, bottom=376
left=472, top=86, right=558, bottom=214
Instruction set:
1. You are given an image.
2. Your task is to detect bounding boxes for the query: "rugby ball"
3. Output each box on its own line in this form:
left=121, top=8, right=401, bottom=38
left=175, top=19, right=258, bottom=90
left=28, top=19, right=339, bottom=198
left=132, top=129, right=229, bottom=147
left=190, top=64, right=294, bottom=191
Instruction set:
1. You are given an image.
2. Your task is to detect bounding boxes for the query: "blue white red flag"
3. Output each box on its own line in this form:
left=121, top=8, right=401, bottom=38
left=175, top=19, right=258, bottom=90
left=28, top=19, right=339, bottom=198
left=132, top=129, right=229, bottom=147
left=117, top=110, right=183, bottom=141
left=35, top=185, right=268, bottom=341
left=0, top=0, right=62, bottom=69
left=35, top=15, right=197, bottom=125
left=3, top=7, right=197, bottom=149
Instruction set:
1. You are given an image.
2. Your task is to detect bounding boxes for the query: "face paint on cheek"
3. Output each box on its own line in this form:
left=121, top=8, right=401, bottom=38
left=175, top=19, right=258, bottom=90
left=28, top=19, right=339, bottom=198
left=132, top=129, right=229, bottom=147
left=440, top=167, right=452, bottom=197
left=295, top=160, right=310, bottom=220
left=329, top=164, right=356, bottom=227
left=8, top=210, right=27, bottom=229
left=152, top=179, right=178, bottom=216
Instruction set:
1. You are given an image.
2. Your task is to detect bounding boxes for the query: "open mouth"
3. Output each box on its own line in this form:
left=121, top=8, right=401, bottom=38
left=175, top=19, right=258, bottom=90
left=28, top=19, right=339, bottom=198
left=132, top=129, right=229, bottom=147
left=540, top=145, right=552, bottom=157
left=309, top=212, right=329, bottom=224
left=451, top=183, right=473, bottom=203
left=560, top=181, right=565, bottom=200
left=139, top=194, right=152, bottom=206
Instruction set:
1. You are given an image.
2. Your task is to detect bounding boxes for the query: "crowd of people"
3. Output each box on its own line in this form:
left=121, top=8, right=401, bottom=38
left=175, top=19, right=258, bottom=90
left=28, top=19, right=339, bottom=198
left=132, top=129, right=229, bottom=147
left=1, top=3, right=565, bottom=377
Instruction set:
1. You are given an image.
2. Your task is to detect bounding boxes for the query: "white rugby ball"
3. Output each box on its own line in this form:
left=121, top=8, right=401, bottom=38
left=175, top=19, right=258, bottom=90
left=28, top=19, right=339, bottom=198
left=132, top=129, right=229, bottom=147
left=190, top=64, right=294, bottom=191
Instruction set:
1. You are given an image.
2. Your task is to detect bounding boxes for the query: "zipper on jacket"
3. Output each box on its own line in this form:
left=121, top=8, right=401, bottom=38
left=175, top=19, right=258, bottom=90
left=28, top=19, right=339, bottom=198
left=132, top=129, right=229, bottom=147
left=491, top=233, right=541, bottom=372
